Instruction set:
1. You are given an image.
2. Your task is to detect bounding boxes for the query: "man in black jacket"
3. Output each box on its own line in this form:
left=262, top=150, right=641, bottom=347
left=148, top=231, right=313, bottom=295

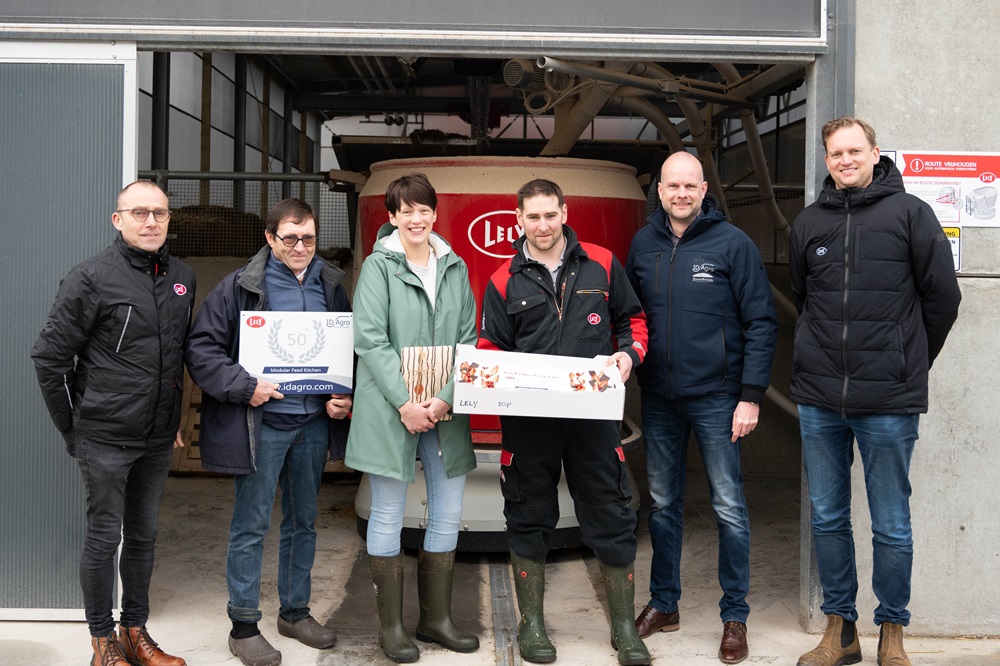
left=790, top=117, right=961, bottom=666
left=32, top=180, right=194, bottom=666
left=626, top=151, right=777, bottom=665
left=185, top=198, right=351, bottom=666
left=479, top=178, right=650, bottom=666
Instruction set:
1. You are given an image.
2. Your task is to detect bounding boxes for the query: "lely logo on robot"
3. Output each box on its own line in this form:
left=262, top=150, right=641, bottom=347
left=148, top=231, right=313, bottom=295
left=467, top=210, right=523, bottom=258
left=247, top=316, right=266, bottom=328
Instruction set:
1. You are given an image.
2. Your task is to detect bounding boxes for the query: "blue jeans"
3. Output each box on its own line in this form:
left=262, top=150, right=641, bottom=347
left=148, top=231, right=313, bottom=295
left=366, top=428, right=467, bottom=557
left=799, top=404, right=919, bottom=626
left=77, top=439, right=174, bottom=636
left=642, top=393, right=750, bottom=623
left=227, top=417, right=329, bottom=624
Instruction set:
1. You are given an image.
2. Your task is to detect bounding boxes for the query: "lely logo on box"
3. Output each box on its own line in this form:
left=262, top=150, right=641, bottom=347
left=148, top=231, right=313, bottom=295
left=467, top=210, right=523, bottom=258
left=247, top=316, right=266, bottom=328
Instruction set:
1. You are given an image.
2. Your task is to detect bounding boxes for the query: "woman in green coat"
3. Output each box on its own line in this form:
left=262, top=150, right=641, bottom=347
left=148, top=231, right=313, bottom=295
left=346, top=173, right=479, bottom=662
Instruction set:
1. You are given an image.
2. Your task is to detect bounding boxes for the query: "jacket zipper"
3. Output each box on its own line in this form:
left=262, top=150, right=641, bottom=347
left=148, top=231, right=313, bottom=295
left=62, top=374, right=74, bottom=410
left=149, top=263, right=163, bottom=444
left=115, top=305, right=133, bottom=353
left=554, top=277, right=567, bottom=322
left=654, top=251, right=661, bottom=297
left=720, top=327, right=727, bottom=386
left=666, top=243, right=679, bottom=399
left=840, top=198, right=852, bottom=417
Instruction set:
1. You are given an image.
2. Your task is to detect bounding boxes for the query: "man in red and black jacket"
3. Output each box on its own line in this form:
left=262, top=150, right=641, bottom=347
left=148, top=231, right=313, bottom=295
left=479, top=178, right=650, bottom=666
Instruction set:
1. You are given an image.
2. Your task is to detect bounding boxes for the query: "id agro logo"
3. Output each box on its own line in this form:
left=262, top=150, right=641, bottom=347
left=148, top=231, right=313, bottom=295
left=691, top=263, right=715, bottom=283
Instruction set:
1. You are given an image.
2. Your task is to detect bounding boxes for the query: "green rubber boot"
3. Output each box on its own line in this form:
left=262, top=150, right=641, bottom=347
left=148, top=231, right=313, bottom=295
left=599, top=561, right=652, bottom=666
left=510, top=550, right=557, bottom=663
left=414, top=549, right=480, bottom=652
left=368, top=554, right=420, bottom=663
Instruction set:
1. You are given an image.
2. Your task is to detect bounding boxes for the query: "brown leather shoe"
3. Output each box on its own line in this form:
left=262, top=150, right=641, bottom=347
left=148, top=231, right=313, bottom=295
left=91, top=634, right=130, bottom=666
left=634, top=605, right=680, bottom=638
left=118, top=625, right=187, bottom=666
left=719, top=621, right=748, bottom=664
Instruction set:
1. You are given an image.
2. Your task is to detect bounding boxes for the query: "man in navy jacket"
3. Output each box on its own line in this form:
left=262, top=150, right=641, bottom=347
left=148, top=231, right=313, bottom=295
left=625, top=152, right=777, bottom=664
left=185, top=198, right=351, bottom=666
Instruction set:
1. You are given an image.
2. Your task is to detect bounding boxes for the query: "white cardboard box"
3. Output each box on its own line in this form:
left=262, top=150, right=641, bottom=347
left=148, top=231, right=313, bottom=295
left=452, top=344, right=625, bottom=420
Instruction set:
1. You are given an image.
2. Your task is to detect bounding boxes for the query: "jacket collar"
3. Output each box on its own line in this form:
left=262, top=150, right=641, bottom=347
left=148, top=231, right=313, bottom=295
left=645, top=192, right=726, bottom=243
left=373, top=222, right=456, bottom=265
left=817, top=155, right=905, bottom=209
left=510, top=224, right=584, bottom=272
left=238, top=244, right=344, bottom=293
left=114, top=233, right=169, bottom=274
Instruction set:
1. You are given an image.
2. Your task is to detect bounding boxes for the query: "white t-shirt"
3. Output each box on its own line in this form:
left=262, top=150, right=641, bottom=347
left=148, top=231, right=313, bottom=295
left=407, top=249, right=438, bottom=308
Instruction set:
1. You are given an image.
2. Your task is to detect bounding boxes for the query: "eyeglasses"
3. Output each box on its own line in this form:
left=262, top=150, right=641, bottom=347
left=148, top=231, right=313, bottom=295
left=116, top=208, right=171, bottom=223
left=273, top=233, right=318, bottom=248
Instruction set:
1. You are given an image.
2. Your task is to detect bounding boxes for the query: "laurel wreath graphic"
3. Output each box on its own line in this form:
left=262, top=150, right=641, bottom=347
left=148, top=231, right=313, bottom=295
left=266, top=319, right=326, bottom=363
left=299, top=321, right=326, bottom=362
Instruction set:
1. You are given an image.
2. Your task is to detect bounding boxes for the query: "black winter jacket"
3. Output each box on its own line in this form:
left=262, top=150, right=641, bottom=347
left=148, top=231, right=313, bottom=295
left=184, top=246, right=351, bottom=475
left=625, top=197, right=777, bottom=402
left=789, top=156, right=961, bottom=415
left=479, top=225, right=648, bottom=366
left=32, top=235, right=196, bottom=452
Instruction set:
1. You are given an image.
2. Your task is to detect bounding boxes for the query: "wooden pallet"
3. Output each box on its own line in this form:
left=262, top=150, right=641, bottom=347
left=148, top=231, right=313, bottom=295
left=170, top=372, right=353, bottom=475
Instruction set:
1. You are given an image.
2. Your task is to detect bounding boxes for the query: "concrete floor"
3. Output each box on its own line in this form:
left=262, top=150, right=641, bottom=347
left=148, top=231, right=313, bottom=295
left=2, top=472, right=998, bottom=665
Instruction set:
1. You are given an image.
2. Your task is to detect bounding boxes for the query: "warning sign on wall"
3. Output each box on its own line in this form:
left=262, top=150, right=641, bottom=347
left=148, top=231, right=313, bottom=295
left=883, top=150, right=999, bottom=272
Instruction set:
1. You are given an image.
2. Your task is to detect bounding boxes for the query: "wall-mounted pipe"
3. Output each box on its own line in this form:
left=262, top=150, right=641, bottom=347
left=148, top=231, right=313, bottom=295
left=540, top=61, right=630, bottom=156
left=538, top=56, right=755, bottom=108
left=605, top=95, right=685, bottom=153
left=347, top=55, right=375, bottom=94
left=714, top=63, right=791, bottom=239
left=151, top=52, right=170, bottom=173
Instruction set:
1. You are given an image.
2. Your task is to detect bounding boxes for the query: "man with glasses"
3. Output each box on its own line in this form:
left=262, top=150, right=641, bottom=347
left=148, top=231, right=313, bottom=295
left=185, top=198, right=352, bottom=666
left=32, top=180, right=195, bottom=666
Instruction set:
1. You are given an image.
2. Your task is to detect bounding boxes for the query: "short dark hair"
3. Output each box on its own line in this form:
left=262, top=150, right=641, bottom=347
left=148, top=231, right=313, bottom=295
left=517, top=178, right=564, bottom=209
left=821, top=116, right=878, bottom=153
left=265, top=198, right=318, bottom=236
left=384, top=173, right=437, bottom=214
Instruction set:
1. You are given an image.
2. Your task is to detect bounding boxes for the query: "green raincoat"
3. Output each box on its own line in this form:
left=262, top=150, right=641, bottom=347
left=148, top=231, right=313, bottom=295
left=345, top=223, right=477, bottom=482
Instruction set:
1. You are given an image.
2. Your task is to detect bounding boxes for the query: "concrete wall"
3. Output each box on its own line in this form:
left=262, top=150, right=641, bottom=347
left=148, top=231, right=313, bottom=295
left=844, top=0, right=1000, bottom=636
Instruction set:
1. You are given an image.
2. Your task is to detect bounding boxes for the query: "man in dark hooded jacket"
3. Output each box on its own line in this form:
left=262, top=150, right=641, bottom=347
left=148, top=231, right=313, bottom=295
left=790, top=117, right=961, bottom=666
left=625, top=151, right=777, bottom=665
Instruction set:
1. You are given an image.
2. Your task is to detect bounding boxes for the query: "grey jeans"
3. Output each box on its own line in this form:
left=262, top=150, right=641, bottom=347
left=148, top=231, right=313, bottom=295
left=76, top=437, right=173, bottom=636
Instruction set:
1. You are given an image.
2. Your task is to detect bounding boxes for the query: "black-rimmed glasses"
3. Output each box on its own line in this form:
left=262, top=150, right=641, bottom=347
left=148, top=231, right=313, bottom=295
left=116, top=208, right=171, bottom=223
left=274, top=233, right=318, bottom=247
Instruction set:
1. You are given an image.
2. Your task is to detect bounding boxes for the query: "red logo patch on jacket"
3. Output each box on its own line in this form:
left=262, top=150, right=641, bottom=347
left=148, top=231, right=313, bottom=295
left=587, top=313, right=602, bottom=325
left=173, top=283, right=188, bottom=296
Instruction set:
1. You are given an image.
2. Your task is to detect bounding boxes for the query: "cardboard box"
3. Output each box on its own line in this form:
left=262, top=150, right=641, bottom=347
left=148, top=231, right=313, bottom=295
left=452, top=344, right=625, bottom=420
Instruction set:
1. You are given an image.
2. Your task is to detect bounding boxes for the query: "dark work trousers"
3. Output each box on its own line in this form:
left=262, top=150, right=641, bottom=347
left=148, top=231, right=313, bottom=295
left=76, top=437, right=174, bottom=637
left=499, top=415, right=637, bottom=567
